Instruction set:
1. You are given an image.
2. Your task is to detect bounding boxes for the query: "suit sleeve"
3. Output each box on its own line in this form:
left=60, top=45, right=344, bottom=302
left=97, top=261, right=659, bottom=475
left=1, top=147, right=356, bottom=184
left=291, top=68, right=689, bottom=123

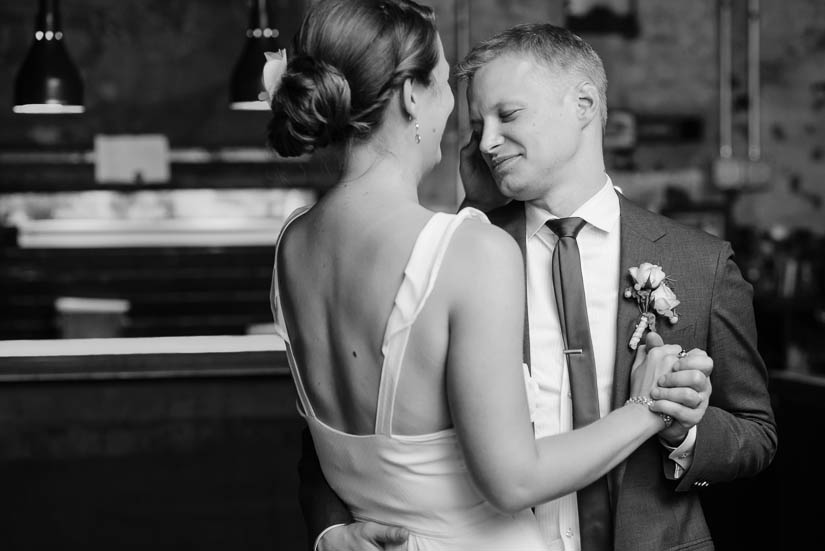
left=298, top=426, right=353, bottom=549
left=675, top=241, right=778, bottom=491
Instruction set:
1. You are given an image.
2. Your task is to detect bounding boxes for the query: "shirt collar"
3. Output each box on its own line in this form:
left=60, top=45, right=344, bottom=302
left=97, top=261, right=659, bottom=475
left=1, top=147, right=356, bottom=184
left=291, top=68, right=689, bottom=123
left=525, top=175, right=620, bottom=239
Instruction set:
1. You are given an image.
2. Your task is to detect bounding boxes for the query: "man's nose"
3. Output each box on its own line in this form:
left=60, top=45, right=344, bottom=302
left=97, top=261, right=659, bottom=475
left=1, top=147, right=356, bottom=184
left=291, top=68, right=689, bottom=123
left=478, top=126, right=503, bottom=154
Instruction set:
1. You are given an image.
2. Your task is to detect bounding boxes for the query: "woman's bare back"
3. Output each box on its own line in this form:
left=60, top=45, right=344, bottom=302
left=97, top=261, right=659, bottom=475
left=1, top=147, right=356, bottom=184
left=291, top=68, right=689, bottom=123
left=277, top=192, right=454, bottom=436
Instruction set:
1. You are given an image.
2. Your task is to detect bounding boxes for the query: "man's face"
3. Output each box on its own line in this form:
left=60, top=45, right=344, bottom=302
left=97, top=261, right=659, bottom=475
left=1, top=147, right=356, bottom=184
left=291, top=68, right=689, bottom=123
left=467, top=53, right=582, bottom=201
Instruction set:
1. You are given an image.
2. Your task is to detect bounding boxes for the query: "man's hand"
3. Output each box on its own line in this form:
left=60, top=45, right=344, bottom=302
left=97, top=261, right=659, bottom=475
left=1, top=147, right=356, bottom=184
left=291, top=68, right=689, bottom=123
left=459, top=132, right=509, bottom=212
left=649, top=349, right=713, bottom=445
left=318, top=521, right=409, bottom=551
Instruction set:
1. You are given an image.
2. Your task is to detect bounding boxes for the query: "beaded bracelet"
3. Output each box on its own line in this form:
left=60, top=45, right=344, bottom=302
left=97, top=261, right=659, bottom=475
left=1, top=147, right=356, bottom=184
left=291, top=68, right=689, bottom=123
left=625, top=396, right=673, bottom=428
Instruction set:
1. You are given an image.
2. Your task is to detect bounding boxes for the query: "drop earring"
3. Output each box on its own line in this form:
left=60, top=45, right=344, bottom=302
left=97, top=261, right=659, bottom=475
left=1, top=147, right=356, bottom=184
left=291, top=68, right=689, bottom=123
left=409, top=115, right=421, bottom=144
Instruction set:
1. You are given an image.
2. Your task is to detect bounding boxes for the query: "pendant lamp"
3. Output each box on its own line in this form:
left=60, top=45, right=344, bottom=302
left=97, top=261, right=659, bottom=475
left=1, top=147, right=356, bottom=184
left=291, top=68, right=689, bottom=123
left=13, top=0, right=84, bottom=114
left=229, top=0, right=281, bottom=110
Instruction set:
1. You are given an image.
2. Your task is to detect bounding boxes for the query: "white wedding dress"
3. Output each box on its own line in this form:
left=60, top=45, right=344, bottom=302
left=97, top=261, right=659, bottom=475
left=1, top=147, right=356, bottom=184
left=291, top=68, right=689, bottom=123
left=272, top=206, right=548, bottom=550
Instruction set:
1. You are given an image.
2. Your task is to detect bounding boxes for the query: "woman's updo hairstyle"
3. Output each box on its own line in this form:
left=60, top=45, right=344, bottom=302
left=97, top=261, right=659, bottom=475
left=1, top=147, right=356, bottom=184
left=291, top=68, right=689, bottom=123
left=267, top=0, right=439, bottom=157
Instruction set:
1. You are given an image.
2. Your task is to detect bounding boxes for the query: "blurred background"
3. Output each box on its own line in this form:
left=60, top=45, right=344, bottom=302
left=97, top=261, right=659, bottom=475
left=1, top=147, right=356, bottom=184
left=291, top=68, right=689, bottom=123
left=0, top=0, right=823, bottom=549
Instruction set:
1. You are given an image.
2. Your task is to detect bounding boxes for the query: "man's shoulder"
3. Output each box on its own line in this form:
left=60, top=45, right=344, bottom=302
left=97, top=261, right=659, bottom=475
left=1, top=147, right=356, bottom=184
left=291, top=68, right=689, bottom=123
left=618, top=194, right=727, bottom=251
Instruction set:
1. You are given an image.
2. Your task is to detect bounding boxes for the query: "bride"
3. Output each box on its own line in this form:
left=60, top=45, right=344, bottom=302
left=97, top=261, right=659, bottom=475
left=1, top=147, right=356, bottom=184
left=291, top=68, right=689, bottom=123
left=265, top=1, right=702, bottom=549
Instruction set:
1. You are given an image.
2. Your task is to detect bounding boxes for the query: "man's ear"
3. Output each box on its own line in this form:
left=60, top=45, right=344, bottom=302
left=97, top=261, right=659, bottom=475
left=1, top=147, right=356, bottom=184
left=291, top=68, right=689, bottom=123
left=575, top=81, right=599, bottom=127
left=402, top=78, right=417, bottom=119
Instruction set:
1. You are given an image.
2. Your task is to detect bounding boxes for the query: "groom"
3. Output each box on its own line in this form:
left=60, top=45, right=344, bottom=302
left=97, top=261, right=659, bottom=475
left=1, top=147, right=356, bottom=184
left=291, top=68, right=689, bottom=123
left=302, top=23, right=777, bottom=551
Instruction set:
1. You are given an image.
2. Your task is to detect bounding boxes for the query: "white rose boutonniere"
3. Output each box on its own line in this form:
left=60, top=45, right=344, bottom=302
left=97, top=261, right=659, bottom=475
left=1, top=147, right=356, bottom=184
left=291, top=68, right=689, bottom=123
left=624, top=262, right=681, bottom=349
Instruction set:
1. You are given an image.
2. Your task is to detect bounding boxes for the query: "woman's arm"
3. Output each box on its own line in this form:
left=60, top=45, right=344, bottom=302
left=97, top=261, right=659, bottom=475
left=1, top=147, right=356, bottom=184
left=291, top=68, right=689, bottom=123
left=444, top=223, right=675, bottom=513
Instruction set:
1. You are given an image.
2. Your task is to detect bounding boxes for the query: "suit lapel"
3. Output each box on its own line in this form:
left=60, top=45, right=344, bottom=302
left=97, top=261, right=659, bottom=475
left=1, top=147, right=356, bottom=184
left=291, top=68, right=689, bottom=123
left=611, top=198, right=664, bottom=410
left=487, top=201, right=532, bottom=369
left=609, top=193, right=667, bottom=505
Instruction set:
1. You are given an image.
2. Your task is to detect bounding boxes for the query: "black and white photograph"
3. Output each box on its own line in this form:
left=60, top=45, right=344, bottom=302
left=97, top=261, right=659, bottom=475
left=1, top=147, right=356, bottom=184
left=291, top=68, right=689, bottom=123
left=1, top=1, right=822, bottom=549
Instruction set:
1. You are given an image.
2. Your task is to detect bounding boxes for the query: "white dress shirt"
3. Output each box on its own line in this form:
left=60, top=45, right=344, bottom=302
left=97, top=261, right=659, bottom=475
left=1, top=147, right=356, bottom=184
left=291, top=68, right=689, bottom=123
left=526, top=178, right=694, bottom=551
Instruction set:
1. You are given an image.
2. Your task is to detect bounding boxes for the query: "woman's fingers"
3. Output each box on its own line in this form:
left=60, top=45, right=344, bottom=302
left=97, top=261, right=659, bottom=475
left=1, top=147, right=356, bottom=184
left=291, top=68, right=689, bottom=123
left=644, top=331, right=664, bottom=348
left=646, top=343, right=683, bottom=370
left=673, top=348, right=714, bottom=376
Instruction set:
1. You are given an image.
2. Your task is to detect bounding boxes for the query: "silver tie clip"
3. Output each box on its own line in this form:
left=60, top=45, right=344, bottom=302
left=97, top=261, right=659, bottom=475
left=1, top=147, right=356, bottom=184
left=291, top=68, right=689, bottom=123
left=563, top=348, right=583, bottom=355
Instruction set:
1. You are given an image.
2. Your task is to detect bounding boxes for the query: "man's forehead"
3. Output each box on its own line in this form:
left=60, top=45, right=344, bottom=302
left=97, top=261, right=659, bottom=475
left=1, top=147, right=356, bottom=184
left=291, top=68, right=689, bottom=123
left=478, top=52, right=554, bottom=83
left=468, top=59, right=537, bottom=103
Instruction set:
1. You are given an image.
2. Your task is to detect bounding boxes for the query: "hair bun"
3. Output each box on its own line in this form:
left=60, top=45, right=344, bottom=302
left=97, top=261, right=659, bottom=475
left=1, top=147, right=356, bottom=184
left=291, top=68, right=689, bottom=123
left=267, top=55, right=353, bottom=157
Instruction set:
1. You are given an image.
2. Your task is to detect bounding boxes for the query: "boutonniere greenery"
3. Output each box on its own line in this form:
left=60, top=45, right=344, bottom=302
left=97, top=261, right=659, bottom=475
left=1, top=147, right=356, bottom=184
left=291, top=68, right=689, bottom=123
left=624, top=262, right=680, bottom=350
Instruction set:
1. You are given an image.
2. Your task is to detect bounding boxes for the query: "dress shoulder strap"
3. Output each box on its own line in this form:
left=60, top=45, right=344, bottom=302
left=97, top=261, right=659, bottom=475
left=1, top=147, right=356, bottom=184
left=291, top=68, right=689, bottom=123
left=374, top=207, right=489, bottom=435
left=270, top=205, right=314, bottom=418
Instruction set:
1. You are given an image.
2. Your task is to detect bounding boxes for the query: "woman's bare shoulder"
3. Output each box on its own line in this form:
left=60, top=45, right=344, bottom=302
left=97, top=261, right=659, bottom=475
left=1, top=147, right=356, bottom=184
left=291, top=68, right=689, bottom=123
left=451, top=216, right=522, bottom=263
left=438, top=215, right=524, bottom=302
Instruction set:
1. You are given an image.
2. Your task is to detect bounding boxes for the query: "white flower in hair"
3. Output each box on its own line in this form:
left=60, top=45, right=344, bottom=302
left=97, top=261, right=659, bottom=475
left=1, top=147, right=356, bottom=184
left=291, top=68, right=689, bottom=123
left=262, top=49, right=288, bottom=103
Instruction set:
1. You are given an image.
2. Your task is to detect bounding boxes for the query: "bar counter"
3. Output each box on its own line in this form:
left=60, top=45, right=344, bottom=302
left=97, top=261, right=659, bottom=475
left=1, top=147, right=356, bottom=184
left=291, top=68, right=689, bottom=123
left=0, top=334, right=287, bottom=381
left=0, top=334, right=307, bottom=550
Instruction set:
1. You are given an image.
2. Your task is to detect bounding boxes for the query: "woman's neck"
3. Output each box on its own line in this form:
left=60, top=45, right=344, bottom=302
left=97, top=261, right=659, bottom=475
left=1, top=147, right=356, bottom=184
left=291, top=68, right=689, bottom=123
left=337, top=141, right=422, bottom=204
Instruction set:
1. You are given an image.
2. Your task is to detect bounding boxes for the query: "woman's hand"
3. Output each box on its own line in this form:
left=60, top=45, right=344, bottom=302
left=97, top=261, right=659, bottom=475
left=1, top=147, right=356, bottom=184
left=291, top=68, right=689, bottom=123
left=629, top=332, right=681, bottom=399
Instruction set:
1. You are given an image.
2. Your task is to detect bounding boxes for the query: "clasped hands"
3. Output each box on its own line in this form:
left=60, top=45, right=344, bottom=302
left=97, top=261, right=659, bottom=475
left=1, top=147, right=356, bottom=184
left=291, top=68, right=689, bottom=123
left=633, top=332, right=713, bottom=445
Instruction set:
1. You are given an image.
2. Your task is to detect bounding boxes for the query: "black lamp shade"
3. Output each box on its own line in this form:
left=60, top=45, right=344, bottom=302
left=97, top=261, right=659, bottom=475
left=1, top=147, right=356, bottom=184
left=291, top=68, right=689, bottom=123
left=229, top=0, right=280, bottom=110
left=13, top=38, right=84, bottom=114
left=13, top=0, right=84, bottom=114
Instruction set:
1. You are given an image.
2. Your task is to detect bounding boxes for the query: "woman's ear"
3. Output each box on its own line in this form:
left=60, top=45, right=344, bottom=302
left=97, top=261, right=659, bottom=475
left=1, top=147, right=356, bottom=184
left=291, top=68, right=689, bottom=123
left=576, top=81, right=599, bottom=127
left=402, top=78, right=417, bottom=119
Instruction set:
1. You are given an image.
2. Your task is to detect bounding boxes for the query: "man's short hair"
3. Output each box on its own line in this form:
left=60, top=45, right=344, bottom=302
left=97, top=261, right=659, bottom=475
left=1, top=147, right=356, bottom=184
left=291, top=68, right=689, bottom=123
left=455, top=23, right=608, bottom=130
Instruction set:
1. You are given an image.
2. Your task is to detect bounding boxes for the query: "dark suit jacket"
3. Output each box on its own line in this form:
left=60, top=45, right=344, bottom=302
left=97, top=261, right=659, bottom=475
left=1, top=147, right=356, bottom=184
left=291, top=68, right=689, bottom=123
left=297, top=192, right=778, bottom=551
